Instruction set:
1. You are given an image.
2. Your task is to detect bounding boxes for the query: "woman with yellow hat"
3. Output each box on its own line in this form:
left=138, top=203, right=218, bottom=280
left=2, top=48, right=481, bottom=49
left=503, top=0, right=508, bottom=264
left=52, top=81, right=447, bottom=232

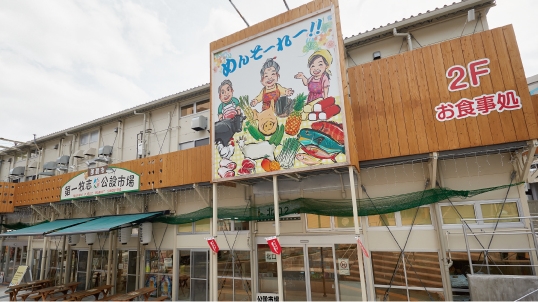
left=294, top=49, right=333, bottom=103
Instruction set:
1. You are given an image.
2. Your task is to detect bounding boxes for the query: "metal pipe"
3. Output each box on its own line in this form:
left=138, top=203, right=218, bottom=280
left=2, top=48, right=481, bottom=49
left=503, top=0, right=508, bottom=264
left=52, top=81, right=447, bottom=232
left=212, top=183, right=218, bottom=301
left=272, top=175, right=284, bottom=301
left=133, top=110, right=146, bottom=157
left=106, top=232, right=113, bottom=285
left=59, top=236, right=66, bottom=283
left=348, top=166, right=367, bottom=301
left=393, top=28, right=412, bottom=51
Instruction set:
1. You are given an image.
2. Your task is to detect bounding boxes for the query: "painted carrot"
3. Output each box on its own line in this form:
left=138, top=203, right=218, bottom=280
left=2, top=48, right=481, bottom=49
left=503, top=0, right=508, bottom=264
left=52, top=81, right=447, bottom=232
left=313, top=97, right=335, bottom=112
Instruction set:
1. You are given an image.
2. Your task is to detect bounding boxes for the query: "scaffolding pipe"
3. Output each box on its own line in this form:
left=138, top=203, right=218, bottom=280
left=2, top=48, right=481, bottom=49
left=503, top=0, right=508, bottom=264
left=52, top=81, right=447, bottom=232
left=348, top=166, right=367, bottom=301
left=272, top=175, right=284, bottom=301
left=212, top=183, right=218, bottom=301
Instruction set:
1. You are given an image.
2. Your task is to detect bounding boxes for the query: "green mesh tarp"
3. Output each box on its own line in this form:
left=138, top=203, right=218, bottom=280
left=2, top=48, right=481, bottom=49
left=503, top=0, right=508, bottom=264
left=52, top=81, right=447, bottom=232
left=0, top=221, right=48, bottom=230
left=151, top=182, right=521, bottom=224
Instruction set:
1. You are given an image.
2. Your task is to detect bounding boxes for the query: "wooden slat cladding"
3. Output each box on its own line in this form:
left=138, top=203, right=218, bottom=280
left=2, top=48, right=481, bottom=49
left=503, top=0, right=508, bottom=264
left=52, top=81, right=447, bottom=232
left=349, top=25, right=538, bottom=161
left=209, top=0, right=359, bottom=170
left=5, top=145, right=211, bottom=211
left=0, top=182, right=16, bottom=213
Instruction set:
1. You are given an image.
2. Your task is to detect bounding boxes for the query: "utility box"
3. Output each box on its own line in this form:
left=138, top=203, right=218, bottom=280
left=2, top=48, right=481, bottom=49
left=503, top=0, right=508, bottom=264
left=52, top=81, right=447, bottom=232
left=191, top=116, right=208, bottom=131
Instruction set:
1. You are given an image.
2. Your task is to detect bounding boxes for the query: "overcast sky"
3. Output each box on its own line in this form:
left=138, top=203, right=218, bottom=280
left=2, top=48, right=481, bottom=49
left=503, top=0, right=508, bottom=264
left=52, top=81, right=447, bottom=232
left=0, top=0, right=535, bottom=146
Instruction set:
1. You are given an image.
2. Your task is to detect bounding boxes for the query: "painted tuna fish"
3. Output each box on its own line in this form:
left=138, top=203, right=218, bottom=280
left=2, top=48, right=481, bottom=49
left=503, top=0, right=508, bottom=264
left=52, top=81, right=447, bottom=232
left=311, top=121, right=345, bottom=145
left=297, top=129, right=345, bottom=155
left=301, top=145, right=338, bottom=163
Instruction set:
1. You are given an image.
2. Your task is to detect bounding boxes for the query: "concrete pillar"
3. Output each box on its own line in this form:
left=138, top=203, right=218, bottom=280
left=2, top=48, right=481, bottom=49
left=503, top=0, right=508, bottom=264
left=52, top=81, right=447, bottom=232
left=349, top=166, right=367, bottom=301
left=272, top=176, right=284, bottom=301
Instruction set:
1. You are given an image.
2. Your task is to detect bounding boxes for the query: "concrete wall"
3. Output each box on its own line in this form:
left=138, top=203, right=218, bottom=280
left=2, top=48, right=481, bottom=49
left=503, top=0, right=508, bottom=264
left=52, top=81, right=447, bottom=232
left=346, top=8, right=489, bottom=67
left=469, top=274, right=538, bottom=301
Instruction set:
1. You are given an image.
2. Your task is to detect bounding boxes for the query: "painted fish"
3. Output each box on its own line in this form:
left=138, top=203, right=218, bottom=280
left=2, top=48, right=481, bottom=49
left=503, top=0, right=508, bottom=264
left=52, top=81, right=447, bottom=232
left=311, top=121, right=345, bottom=145
left=297, top=129, right=345, bottom=155
left=295, top=153, right=321, bottom=166
left=301, top=145, right=338, bottom=163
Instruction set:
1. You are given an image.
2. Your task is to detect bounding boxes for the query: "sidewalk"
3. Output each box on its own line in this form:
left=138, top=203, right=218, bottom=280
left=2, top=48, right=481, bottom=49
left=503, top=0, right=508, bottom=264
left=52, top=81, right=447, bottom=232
left=0, top=283, right=10, bottom=301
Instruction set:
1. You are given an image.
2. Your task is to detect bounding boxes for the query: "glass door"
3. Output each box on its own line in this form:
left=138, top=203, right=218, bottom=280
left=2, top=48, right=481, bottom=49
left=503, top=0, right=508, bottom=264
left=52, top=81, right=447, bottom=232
left=116, top=250, right=138, bottom=294
left=191, top=250, right=209, bottom=301
left=31, top=249, right=42, bottom=280
left=307, top=246, right=336, bottom=301
left=282, top=247, right=307, bottom=301
left=75, top=250, right=88, bottom=291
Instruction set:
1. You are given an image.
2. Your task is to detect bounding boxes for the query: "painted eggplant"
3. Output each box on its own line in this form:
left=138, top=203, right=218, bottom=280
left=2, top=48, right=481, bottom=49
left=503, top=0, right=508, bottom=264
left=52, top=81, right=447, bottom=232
left=297, top=128, right=345, bottom=155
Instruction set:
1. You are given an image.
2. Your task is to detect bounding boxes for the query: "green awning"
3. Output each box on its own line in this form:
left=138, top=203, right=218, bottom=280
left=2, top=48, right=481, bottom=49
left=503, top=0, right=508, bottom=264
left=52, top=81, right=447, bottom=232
left=0, top=218, right=95, bottom=237
left=45, top=212, right=162, bottom=236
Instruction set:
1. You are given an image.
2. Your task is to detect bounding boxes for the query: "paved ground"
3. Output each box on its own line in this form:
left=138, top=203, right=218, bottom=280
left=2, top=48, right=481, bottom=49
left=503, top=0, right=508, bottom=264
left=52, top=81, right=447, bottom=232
left=0, top=283, right=99, bottom=301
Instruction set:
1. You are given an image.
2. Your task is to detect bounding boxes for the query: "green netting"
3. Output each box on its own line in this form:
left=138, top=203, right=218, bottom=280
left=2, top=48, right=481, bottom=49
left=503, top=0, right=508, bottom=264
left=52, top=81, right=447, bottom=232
left=151, top=182, right=522, bottom=224
left=0, top=220, right=48, bottom=230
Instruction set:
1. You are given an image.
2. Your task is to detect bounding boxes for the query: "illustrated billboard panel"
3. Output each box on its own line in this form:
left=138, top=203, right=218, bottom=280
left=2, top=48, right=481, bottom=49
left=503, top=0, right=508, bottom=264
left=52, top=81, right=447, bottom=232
left=211, top=7, right=349, bottom=182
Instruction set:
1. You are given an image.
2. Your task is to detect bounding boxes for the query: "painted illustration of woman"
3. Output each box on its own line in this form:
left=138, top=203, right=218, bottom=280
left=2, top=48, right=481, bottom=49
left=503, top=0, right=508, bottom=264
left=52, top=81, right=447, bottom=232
left=294, top=49, right=333, bottom=103
left=250, top=57, right=294, bottom=111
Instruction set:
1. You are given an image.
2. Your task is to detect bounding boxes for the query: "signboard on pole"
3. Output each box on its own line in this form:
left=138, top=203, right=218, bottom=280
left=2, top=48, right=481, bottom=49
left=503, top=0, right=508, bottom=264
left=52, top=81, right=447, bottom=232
left=211, top=2, right=352, bottom=182
left=61, top=167, right=139, bottom=200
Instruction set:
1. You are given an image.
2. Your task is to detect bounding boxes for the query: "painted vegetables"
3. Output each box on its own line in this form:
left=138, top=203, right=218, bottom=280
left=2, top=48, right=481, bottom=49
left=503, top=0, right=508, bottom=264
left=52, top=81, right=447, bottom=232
left=261, top=158, right=281, bottom=172
left=285, top=93, right=307, bottom=135
left=276, top=138, right=301, bottom=169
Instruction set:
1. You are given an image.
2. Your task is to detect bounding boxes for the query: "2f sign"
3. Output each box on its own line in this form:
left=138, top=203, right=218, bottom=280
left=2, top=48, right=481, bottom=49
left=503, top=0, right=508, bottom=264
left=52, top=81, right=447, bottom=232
left=446, top=58, right=490, bottom=91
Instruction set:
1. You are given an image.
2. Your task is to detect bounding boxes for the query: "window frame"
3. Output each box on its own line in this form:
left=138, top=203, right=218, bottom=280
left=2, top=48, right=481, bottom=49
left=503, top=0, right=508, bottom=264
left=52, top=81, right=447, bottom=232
left=176, top=218, right=211, bottom=234
left=367, top=205, right=434, bottom=230
left=305, top=214, right=357, bottom=232
left=178, top=138, right=209, bottom=151
left=79, top=130, right=99, bottom=146
left=180, top=99, right=210, bottom=117
left=438, top=198, right=523, bottom=229
left=217, top=219, right=250, bottom=233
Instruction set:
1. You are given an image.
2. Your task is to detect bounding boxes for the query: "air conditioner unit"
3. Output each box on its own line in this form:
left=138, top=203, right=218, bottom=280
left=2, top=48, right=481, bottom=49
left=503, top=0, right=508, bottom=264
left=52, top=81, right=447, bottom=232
left=118, top=227, right=132, bottom=245
left=67, top=234, right=80, bottom=245
left=191, top=116, right=208, bottom=131
left=85, top=233, right=97, bottom=245
left=139, top=222, right=152, bottom=246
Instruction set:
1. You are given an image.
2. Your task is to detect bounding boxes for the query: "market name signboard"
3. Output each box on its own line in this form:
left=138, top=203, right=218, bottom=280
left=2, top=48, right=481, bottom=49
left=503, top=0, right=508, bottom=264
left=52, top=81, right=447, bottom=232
left=61, top=167, right=139, bottom=200
left=211, top=6, right=350, bottom=182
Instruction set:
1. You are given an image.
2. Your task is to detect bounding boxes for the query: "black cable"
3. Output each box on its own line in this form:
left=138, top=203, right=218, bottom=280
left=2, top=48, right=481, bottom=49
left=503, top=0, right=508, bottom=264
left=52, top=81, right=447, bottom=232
left=411, top=34, right=423, bottom=48
left=439, top=180, right=504, bottom=274
left=479, top=171, right=515, bottom=273
left=362, top=184, right=434, bottom=301
left=398, top=37, right=405, bottom=54
left=382, top=181, right=433, bottom=302
left=472, top=14, right=481, bottom=34
left=158, top=105, right=177, bottom=155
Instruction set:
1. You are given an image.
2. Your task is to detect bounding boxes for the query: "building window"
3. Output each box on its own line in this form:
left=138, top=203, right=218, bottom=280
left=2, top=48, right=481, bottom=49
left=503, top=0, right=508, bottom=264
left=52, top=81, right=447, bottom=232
left=179, top=138, right=209, bottom=151
left=217, top=250, right=252, bottom=301
left=80, top=130, right=99, bottom=146
left=368, top=206, right=432, bottom=228
left=218, top=220, right=249, bottom=232
left=439, top=200, right=520, bottom=225
left=306, top=214, right=356, bottom=231
left=177, top=218, right=211, bottom=234
left=181, top=100, right=210, bottom=117
left=145, top=250, right=173, bottom=299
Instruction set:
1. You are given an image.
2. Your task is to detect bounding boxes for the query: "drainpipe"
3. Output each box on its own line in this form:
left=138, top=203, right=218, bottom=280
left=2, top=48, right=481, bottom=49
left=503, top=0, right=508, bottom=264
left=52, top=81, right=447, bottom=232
left=393, top=28, right=412, bottom=51
left=65, top=133, right=76, bottom=166
left=133, top=111, right=146, bottom=157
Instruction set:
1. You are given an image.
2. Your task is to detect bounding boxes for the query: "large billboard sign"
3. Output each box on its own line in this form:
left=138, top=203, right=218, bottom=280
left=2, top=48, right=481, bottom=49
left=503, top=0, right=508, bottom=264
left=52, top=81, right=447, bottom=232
left=211, top=7, right=349, bottom=182
left=61, top=167, right=139, bottom=200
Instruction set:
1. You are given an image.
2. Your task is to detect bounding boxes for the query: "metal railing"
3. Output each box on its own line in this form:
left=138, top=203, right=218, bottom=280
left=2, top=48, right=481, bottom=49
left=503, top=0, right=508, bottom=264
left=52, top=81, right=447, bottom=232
left=461, top=216, right=538, bottom=275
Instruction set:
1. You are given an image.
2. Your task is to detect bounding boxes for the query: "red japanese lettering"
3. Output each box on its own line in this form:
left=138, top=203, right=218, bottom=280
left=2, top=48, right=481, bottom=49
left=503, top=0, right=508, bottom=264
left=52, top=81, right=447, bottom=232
left=435, top=102, right=456, bottom=121
left=467, top=58, right=490, bottom=87
left=497, top=90, right=522, bottom=112
left=474, top=94, right=496, bottom=115
left=455, top=98, right=477, bottom=119
left=446, top=65, right=469, bottom=92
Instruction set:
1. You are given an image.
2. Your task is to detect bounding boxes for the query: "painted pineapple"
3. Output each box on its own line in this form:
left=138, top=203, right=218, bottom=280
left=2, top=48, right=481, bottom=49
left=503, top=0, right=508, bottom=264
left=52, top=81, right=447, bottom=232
left=285, top=93, right=307, bottom=135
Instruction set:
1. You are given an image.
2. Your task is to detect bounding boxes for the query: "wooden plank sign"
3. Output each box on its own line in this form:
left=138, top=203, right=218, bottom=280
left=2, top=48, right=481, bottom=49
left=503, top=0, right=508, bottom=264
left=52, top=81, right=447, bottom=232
left=210, top=0, right=354, bottom=182
left=349, top=25, right=538, bottom=161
